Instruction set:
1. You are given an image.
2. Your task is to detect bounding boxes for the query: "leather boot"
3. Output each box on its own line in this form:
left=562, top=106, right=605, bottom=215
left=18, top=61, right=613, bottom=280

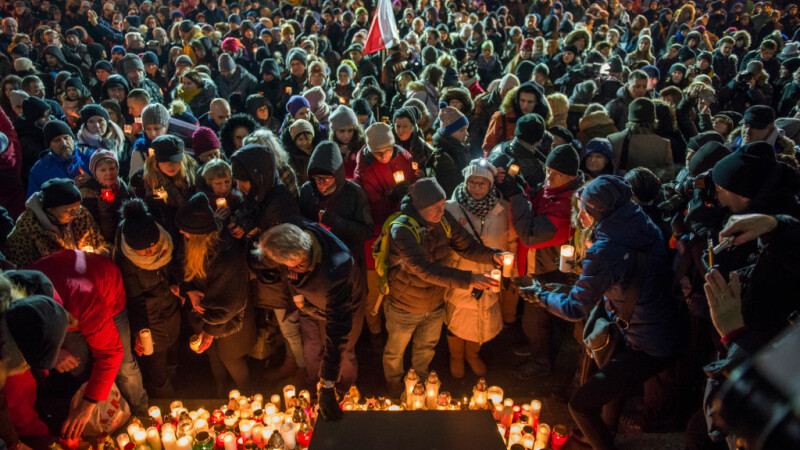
left=447, top=335, right=466, bottom=379
left=465, top=341, right=487, bottom=376
left=265, top=353, right=298, bottom=381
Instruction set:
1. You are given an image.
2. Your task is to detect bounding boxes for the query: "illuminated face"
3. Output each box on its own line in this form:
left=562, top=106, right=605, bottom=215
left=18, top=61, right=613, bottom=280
left=209, top=176, right=231, bottom=196
left=47, top=202, right=82, bottom=225
left=335, top=125, right=354, bottom=144
left=312, top=174, right=336, bottom=195
left=294, top=133, right=313, bottom=152
left=518, top=92, right=538, bottom=115
left=418, top=199, right=445, bottom=223
left=94, top=160, right=118, bottom=187
left=86, top=116, right=108, bottom=135
left=158, top=160, right=181, bottom=177
left=466, top=176, right=491, bottom=200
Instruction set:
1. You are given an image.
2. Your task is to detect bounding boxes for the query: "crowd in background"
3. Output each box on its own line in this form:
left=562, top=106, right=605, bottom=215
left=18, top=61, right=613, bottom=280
left=1, top=0, right=800, bottom=448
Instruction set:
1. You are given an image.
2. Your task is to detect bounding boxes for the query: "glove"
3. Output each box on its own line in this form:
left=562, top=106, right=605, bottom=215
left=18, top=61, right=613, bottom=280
left=496, top=176, right=524, bottom=199
left=519, top=279, right=547, bottom=304
left=317, top=387, right=343, bottom=422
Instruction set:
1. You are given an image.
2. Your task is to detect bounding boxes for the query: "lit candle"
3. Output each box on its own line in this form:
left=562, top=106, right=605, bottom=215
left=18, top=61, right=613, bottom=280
left=194, top=419, right=208, bottom=434
left=260, top=428, right=271, bottom=446
left=223, top=432, right=237, bottom=450
left=411, top=161, right=418, bottom=171
left=404, top=369, right=419, bottom=409
left=425, top=371, right=440, bottom=410
left=154, top=187, right=168, bottom=201
left=279, top=422, right=297, bottom=449
left=339, top=96, right=346, bottom=104
left=127, top=423, right=142, bottom=440
left=139, top=329, right=154, bottom=355
left=216, top=197, right=227, bottom=209
left=81, top=246, right=95, bottom=253
left=270, top=394, right=282, bottom=407
left=100, top=188, right=114, bottom=202
left=148, top=147, right=155, bottom=158
left=530, top=400, right=541, bottom=428
left=283, top=385, right=296, bottom=410
left=116, top=433, right=131, bottom=450
left=502, top=253, right=515, bottom=277
left=189, top=334, right=202, bottom=352
left=508, top=432, right=522, bottom=447
left=146, top=428, right=162, bottom=450
left=393, top=171, right=405, bottom=183
left=264, top=403, right=277, bottom=415
left=559, top=245, right=575, bottom=273
left=487, top=386, right=504, bottom=405
left=298, top=390, right=311, bottom=405
left=253, top=394, right=264, bottom=404
left=149, top=406, right=163, bottom=425
left=161, top=432, right=177, bottom=450
left=550, top=424, right=568, bottom=450
left=252, top=424, right=264, bottom=446
left=490, top=269, right=502, bottom=293
left=161, top=424, right=176, bottom=438
left=535, top=423, right=551, bottom=449
left=508, top=164, right=520, bottom=176
left=497, top=424, right=506, bottom=441
left=196, top=408, right=210, bottom=420
left=176, top=436, right=192, bottom=450
left=239, top=420, right=252, bottom=440
left=521, top=432, right=535, bottom=450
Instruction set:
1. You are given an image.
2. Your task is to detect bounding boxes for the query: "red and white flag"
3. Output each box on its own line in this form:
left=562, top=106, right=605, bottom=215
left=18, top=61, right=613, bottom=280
left=363, top=0, right=400, bottom=55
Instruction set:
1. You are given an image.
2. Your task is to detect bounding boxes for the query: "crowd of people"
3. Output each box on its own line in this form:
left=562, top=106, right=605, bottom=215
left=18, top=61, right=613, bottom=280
left=1, top=0, right=800, bottom=448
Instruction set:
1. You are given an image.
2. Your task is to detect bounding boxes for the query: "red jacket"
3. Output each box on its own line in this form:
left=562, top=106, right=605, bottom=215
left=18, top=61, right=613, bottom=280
left=466, top=80, right=485, bottom=99
left=29, top=250, right=126, bottom=403
left=0, top=107, right=24, bottom=219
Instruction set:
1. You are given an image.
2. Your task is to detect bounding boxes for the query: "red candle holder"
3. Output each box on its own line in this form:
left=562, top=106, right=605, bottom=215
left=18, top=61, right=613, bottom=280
left=551, top=424, right=569, bottom=450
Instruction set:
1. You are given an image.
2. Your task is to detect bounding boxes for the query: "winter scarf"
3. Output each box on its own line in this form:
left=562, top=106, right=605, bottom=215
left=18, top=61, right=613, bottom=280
left=77, top=126, right=123, bottom=155
left=176, top=85, right=203, bottom=103
left=120, top=223, right=174, bottom=270
left=455, top=183, right=499, bottom=218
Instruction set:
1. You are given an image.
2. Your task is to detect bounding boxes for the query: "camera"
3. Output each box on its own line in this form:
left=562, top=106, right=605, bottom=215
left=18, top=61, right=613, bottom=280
left=736, top=71, right=754, bottom=85
left=147, top=40, right=159, bottom=48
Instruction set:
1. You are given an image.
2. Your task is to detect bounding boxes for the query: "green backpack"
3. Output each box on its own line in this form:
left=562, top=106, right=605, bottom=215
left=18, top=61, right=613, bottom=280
left=370, top=211, right=451, bottom=315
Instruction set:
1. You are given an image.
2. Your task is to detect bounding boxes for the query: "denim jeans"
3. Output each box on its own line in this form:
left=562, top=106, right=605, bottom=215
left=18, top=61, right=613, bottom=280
left=275, top=309, right=306, bottom=368
left=382, top=300, right=446, bottom=383
left=62, top=309, right=148, bottom=415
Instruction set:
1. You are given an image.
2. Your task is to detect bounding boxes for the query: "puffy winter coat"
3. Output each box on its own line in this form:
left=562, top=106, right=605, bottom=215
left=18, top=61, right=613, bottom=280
left=444, top=191, right=516, bottom=343
left=605, top=85, right=636, bottom=131
left=427, top=132, right=472, bottom=198
left=27, top=147, right=94, bottom=197
left=387, top=196, right=499, bottom=314
left=29, top=250, right=127, bottom=402
left=538, top=176, right=680, bottom=358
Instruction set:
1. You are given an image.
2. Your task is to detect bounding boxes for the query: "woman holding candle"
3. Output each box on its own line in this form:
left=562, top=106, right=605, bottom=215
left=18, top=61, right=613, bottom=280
left=427, top=106, right=472, bottom=198
left=199, top=159, right=246, bottom=239
left=444, top=159, right=517, bottom=378
left=113, top=199, right=182, bottom=398
left=518, top=175, right=680, bottom=450
left=78, top=150, right=134, bottom=243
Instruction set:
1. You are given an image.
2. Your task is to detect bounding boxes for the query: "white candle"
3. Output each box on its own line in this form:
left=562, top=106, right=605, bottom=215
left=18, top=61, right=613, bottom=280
left=411, top=161, right=419, bottom=171
left=240, top=421, right=252, bottom=440
left=127, top=423, right=142, bottom=441
left=260, top=428, right=271, bottom=446
left=169, top=400, right=183, bottom=416
left=161, top=432, right=177, bottom=450
left=535, top=423, right=551, bottom=448
left=116, top=433, right=130, bottom=450
left=176, top=435, right=192, bottom=450
left=146, top=427, right=162, bottom=450
left=280, top=422, right=297, bottom=449
left=149, top=406, right=163, bottom=425
left=139, top=329, right=154, bottom=355
left=487, top=386, right=504, bottom=405
left=252, top=424, right=264, bottom=446
left=193, top=419, right=208, bottom=434
left=559, top=245, right=575, bottom=273
left=283, top=385, right=296, bottom=410
left=393, top=171, right=405, bottom=183
left=508, top=164, right=520, bottom=176
left=502, top=253, right=515, bottom=277
left=161, top=423, right=176, bottom=438
left=490, top=269, right=502, bottom=293
left=530, top=400, right=542, bottom=427
left=223, top=433, right=237, bottom=450
left=270, top=394, right=281, bottom=407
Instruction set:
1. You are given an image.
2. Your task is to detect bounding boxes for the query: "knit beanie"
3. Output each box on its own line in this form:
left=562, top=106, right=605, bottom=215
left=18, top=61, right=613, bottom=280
left=151, top=135, right=184, bottom=162
left=746, top=60, right=763, bottom=75
left=286, top=95, right=310, bottom=118
left=337, top=63, right=354, bottom=79
left=175, top=55, right=193, bottom=69
left=516, top=61, right=536, bottom=83
left=192, top=126, right=221, bottom=157
left=607, top=55, right=623, bottom=73
left=141, top=103, right=170, bottom=128
left=697, top=52, right=712, bottom=64
left=14, top=57, right=32, bottom=72
left=11, top=43, right=29, bottom=58
left=111, top=45, right=126, bottom=56
left=688, top=141, right=729, bottom=177
left=289, top=119, right=313, bottom=140
left=498, top=74, right=520, bottom=94
left=679, top=46, right=696, bottom=63
left=64, top=77, right=85, bottom=92
left=122, top=54, right=144, bottom=74
left=365, top=122, right=395, bottom=152
left=6, top=295, right=68, bottom=370
left=142, top=51, right=159, bottom=65
left=43, top=120, right=75, bottom=146
left=80, top=104, right=109, bottom=124
left=89, top=149, right=118, bottom=176
left=246, top=94, right=268, bottom=117
left=22, top=96, right=49, bottom=120
left=459, top=60, right=478, bottom=78
left=287, top=48, right=308, bottom=67
left=221, top=37, right=241, bottom=53
left=9, top=90, right=28, bottom=109
left=393, top=106, right=419, bottom=125
left=628, top=97, right=655, bottom=123
left=409, top=177, right=446, bottom=212
left=515, top=114, right=545, bottom=145
left=438, top=105, right=468, bottom=136
left=175, top=192, right=217, bottom=234
left=303, top=86, right=326, bottom=110
left=218, top=53, right=237, bottom=72
left=641, top=65, right=660, bottom=80
left=40, top=178, right=81, bottom=208
left=462, top=158, right=496, bottom=185
left=584, top=137, right=612, bottom=155
left=669, top=63, right=688, bottom=76
left=549, top=126, right=574, bottom=145
left=121, top=198, right=160, bottom=250
left=571, top=80, right=597, bottom=103
left=351, top=98, right=372, bottom=117
left=546, top=144, right=580, bottom=176
left=712, top=142, right=777, bottom=198
left=329, top=105, right=358, bottom=130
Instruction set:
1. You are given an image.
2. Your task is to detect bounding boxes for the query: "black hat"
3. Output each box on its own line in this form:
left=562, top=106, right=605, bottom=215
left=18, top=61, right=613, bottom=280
left=141, top=51, right=159, bottom=65
left=125, top=15, right=142, bottom=28
left=678, top=46, right=697, bottom=62
left=6, top=295, right=69, bottom=370
left=43, top=119, right=75, bottom=146
left=393, top=106, right=418, bottom=125
left=688, top=141, right=729, bottom=176
left=151, top=135, right=185, bottom=163
left=515, top=60, right=536, bottom=83
left=607, top=55, right=623, bottom=73
left=80, top=104, right=109, bottom=124
left=741, top=105, right=775, bottom=129
left=628, top=97, right=655, bottom=123
left=712, top=142, right=776, bottom=198
left=562, top=44, right=578, bottom=55
left=698, top=51, right=713, bottom=63
left=10, top=42, right=29, bottom=57
left=548, top=126, right=574, bottom=144
left=546, top=144, right=580, bottom=176
left=93, top=59, right=113, bottom=73
left=515, top=114, right=545, bottom=145
left=179, top=19, right=194, bottom=33
left=175, top=192, right=218, bottom=234
left=121, top=199, right=160, bottom=250
left=40, top=178, right=81, bottom=208
left=669, top=63, right=688, bottom=75
left=687, top=130, right=724, bottom=151
left=351, top=97, right=372, bottom=116
left=64, top=77, right=84, bottom=91
left=21, top=96, right=50, bottom=121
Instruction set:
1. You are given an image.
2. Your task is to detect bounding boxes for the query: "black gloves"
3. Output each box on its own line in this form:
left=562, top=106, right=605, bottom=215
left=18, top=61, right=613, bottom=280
left=317, top=387, right=343, bottom=422
left=496, top=175, right=525, bottom=199
left=517, top=278, right=547, bottom=304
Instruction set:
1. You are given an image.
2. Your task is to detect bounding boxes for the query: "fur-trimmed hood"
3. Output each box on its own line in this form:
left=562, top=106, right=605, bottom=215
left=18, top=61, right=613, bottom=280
left=440, top=86, right=474, bottom=116
left=564, top=29, right=591, bottom=51
left=500, top=83, right=552, bottom=123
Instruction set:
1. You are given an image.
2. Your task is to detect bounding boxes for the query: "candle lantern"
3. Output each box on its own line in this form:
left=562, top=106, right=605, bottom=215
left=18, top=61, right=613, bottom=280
left=139, top=329, right=154, bottom=356
left=296, top=423, right=312, bottom=448
left=193, top=419, right=208, bottom=435
left=222, top=432, right=237, bottom=450
left=298, top=390, right=312, bottom=406
left=161, top=432, right=177, bottom=450
left=393, top=171, right=405, bottom=183
left=472, top=378, right=488, bottom=409
left=117, top=433, right=131, bottom=450
left=507, top=432, right=522, bottom=448
left=487, top=386, right=504, bottom=405
left=193, top=431, right=213, bottom=450
left=153, top=187, right=168, bottom=202
left=223, top=410, right=238, bottom=429
left=252, top=409, right=264, bottom=424
left=176, top=418, right=194, bottom=439
left=279, top=422, right=297, bottom=449
left=550, top=424, right=568, bottom=450
left=410, top=382, right=426, bottom=410
left=127, top=423, right=142, bottom=441
left=239, top=421, right=252, bottom=440
left=521, top=433, right=535, bottom=450
left=267, top=430, right=285, bottom=450
left=502, top=253, right=515, bottom=277
left=210, top=409, right=224, bottom=426
left=535, top=423, right=551, bottom=449
left=189, top=335, right=202, bottom=353
left=100, top=188, right=115, bottom=202
left=508, top=164, right=520, bottom=176
left=216, top=198, right=227, bottom=209
left=149, top=406, right=163, bottom=425
left=403, top=369, right=418, bottom=408
left=161, top=424, right=176, bottom=439
left=283, top=385, right=296, bottom=410
left=425, top=371, right=441, bottom=409
left=411, top=161, right=419, bottom=171
left=436, top=392, right=451, bottom=410
left=559, top=245, right=575, bottom=273
left=270, top=394, right=282, bottom=407
left=175, top=436, right=191, bottom=450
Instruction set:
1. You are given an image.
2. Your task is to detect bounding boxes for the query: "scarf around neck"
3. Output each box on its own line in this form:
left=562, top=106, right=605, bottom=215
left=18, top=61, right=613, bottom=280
left=121, top=223, right=174, bottom=270
left=455, top=183, right=499, bottom=219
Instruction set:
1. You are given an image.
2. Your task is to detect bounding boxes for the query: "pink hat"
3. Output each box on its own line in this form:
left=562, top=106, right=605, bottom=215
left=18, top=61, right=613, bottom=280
left=221, top=37, right=241, bottom=53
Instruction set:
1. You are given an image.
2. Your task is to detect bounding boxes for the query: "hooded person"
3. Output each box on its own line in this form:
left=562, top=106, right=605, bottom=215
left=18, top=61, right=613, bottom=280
left=303, top=86, right=331, bottom=131
left=443, top=159, right=516, bottom=378
left=121, top=54, right=164, bottom=105
left=428, top=105, right=472, bottom=198
left=173, top=192, right=255, bottom=397
left=255, top=59, right=283, bottom=113
left=111, top=198, right=179, bottom=397
left=519, top=175, right=680, bottom=450
left=246, top=94, right=279, bottom=131
left=392, top=106, right=432, bottom=167
left=482, top=81, right=551, bottom=155
left=580, top=138, right=617, bottom=180
left=77, top=149, right=134, bottom=242
left=41, top=45, right=83, bottom=80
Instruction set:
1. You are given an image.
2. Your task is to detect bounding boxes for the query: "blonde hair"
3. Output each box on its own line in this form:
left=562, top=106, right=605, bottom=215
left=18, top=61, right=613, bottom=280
left=143, top=152, right=198, bottom=191
left=183, top=231, right=220, bottom=281
left=200, top=158, right=232, bottom=184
